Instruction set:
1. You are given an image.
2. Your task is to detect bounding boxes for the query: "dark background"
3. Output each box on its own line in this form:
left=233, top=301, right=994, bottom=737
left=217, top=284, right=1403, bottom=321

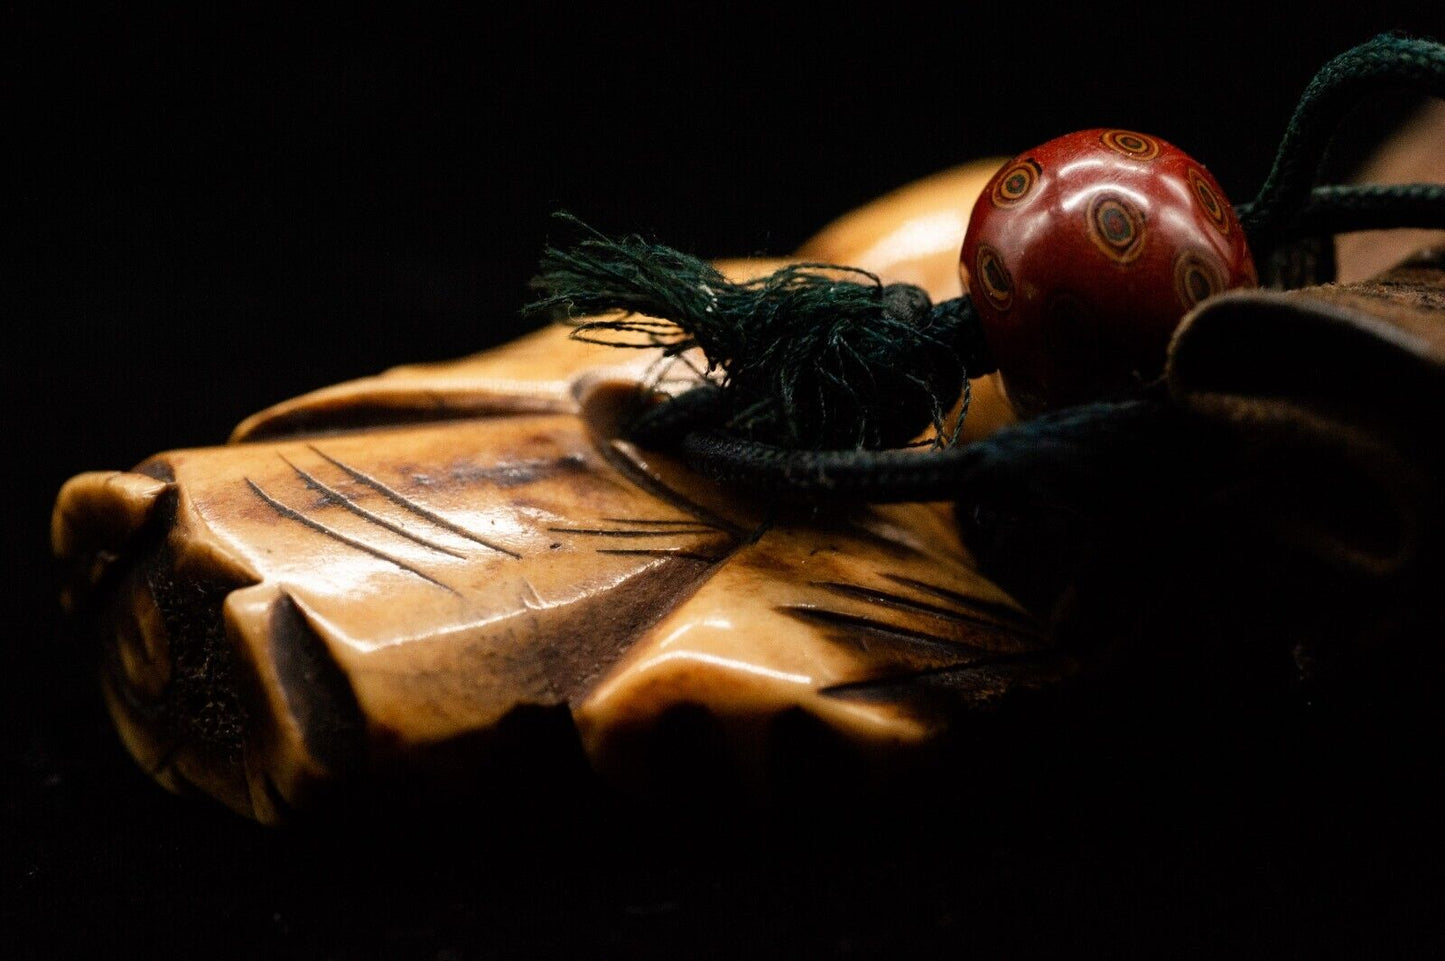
left=7, top=5, right=1445, bottom=958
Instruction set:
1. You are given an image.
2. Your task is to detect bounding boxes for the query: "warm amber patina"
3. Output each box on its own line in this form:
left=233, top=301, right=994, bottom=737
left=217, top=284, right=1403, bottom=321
left=51, top=99, right=1445, bottom=822
left=55, top=161, right=1082, bottom=823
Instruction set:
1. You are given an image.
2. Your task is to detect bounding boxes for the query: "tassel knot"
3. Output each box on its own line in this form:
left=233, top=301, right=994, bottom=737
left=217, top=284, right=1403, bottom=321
left=526, top=214, right=984, bottom=449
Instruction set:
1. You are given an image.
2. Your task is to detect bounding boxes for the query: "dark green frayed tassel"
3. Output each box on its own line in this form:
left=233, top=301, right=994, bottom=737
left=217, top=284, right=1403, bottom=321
left=525, top=213, right=976, bottom=450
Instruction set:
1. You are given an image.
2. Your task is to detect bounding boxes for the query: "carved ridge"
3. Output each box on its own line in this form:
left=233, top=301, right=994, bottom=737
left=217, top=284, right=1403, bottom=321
left=280, top=455, right=468, bottom=558
left=244, top=478, right=459, bottom=594
left=776, top=605, right=993, bottom=656
left=817, top=650, right=1070, bottom=698
left=810, top=580, right=1044, bottom=637
left=307, top=445, right=521, bottom=558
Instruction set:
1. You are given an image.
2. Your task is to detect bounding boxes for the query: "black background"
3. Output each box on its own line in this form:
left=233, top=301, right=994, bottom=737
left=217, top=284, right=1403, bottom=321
left=7, top=5, right=1445, bottom=958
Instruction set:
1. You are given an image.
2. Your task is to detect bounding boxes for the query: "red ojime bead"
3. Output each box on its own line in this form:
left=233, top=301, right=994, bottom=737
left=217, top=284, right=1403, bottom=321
left=961, top=128, right=1257, bottom=414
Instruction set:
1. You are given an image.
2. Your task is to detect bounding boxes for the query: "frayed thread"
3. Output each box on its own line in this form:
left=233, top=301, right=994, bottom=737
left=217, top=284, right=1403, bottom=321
left=526, top=213, right=974, bottom=450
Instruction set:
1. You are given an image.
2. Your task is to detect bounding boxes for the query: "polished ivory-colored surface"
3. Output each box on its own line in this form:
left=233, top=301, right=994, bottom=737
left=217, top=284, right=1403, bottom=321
left=54, top=120, right=1444, bottom=820
left=54, top=160, right=1066, bottom=822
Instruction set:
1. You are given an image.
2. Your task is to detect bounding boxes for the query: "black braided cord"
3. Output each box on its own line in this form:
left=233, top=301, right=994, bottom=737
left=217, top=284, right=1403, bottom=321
left=548, top=34, right=1445, bottom=503
left=1237, top=184, right=1445, bottom=246
left=1240, top=34, right=1445, bottom=258
left=648, top=35, right=1445, bottom=500
left=626, top=398, right=1168, bottom=503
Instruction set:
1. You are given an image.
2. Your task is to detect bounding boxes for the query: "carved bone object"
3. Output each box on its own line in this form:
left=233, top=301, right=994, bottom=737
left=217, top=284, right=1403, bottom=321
left=55, top=162, right=1075, bottom=823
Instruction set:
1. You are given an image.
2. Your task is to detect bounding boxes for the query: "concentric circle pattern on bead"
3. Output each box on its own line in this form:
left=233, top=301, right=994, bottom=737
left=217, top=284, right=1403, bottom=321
left=975, top=244, right=1013, bottom=311
left=991, top=159, right=1040, bottom=207
left=960, top=128, right=1257, bottom=411
left=1100, top=129, right=1161, bottom=161
left=1188, top=168, right=1230, bottom=235
left=1086, top=193, right=1147, bottom=263
left=1173, top=249, right=1225, bottom=309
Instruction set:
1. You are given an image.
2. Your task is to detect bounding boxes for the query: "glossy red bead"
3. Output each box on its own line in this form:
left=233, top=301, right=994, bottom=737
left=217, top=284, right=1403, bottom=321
left=961, top=129, right=1256, bottom=414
